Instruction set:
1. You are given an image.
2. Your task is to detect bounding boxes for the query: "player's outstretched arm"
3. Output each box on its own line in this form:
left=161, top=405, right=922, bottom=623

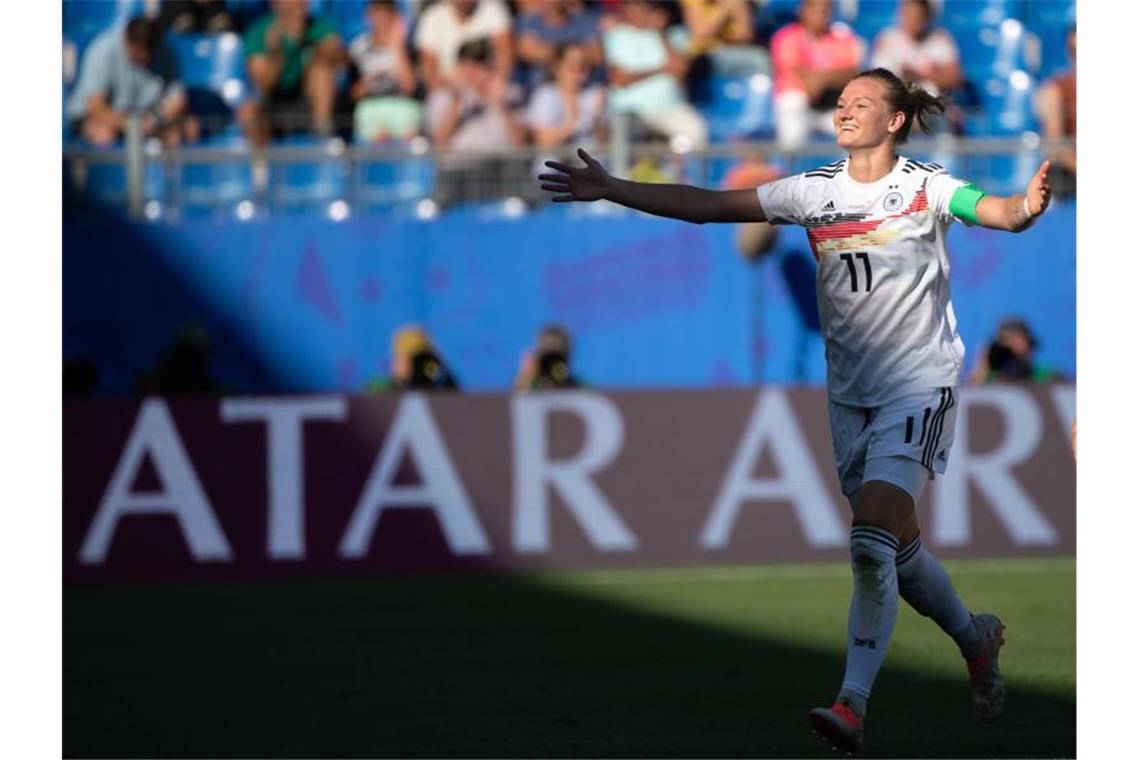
left=974, top=160, right=1053, bottom=232
left=537, top=148, right=768, bottom=224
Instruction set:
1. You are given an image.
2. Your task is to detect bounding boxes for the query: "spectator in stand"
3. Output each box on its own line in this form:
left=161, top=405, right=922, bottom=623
left=238, top=0, right=346, bottom=146
left=348, top=0, right=421, bottom=143
left=870, top=0, right=961, bottom=97
left=721, top=152, right=783, bottom=261
left=527, top=42, right=606, bottom=151
left=67, top=17, right=199, bottom=147
left=367, top=324, right=461, bottom=391
left=679, top=0, right=753, bottom=55
left=1035, top=25, right=1076, bottom=199
left=604, top=0, right=708, bottom=150
left=771, top=0, right=864, bottom=149
left=515, top=0, right=603, bottom=91
left=969, top=318, right=1065, bottom=384
left=414, top=0, right=514, bottom=94
left=427, top=38, right=528, bottom=208
left=678, top=0, right=769, bottom=94
left=157, top=0, right=234, bottom=34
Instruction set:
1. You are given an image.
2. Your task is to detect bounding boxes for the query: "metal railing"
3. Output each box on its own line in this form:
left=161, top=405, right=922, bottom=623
left=62, top=116, right=1074, bottom=222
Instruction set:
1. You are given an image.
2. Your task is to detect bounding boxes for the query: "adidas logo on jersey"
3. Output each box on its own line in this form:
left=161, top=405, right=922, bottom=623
left=822, top=200, right=836, bottom=212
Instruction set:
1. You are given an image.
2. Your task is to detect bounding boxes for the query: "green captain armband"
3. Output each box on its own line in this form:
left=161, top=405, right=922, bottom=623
left=948, top=184, right=986, bottom=224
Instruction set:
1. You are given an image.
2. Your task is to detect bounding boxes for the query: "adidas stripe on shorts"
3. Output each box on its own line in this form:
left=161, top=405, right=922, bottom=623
left=828, top=387, right=959, bottom=502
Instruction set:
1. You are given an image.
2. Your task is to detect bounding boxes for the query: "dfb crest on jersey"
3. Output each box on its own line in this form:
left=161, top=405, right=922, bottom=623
left=883, top=191, right=905, bottom=212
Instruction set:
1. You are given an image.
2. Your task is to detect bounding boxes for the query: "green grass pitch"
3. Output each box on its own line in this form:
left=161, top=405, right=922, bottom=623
left=64, top=557, right=1074, bottom=758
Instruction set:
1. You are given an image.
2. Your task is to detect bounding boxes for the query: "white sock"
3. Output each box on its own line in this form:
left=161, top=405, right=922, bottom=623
left=896, top=534, right=982, bottom=658
left=838, top=526, right=900, bottom=713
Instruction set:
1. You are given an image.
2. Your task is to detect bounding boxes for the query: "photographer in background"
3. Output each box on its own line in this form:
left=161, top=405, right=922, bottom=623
left=969, top=317, right=1064, bottom=384
left=514, top=324, right=584, bottom=392
left=368, top=324, right=461, bottom=392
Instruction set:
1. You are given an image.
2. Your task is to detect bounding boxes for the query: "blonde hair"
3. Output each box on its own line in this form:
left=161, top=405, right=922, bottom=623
left=391, top=324, right=432, bottom=360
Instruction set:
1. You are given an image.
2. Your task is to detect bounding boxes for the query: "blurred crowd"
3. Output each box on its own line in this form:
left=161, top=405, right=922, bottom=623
left=66, top=0, right=1076, bottom=160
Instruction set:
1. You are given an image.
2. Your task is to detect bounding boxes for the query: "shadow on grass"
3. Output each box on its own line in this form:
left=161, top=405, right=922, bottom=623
left=64, top=572, right=1074, bottom=759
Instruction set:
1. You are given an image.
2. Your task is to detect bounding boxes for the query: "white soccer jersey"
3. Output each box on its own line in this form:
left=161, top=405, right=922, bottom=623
left=756, top=155, right=969, bottom=406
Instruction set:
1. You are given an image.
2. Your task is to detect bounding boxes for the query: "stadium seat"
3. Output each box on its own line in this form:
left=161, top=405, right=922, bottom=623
left=64, top=0, right=144, bottom=50
left=267, top=136, right=350, bottom=215
left=764, top=0, right=802, bottom=26
left=74, top=151, right=165, bottom=211
left=355, top=156, right=435, bottom=214
left=752, top=0, right=800, bottom=44
left=328, top=0, right=370, bottom=43
left=177, top=136, right=255, bottom=218
left=849, top=0, right=898, bottom=48
left=940, top=0, right=1019, bottom=36
left=956, top=17, right=1032, bottom=84
left=972, top=69, right=1037, bottom=136
left=169, top=32, right=248, bottom=134
left=1023, top=0, right=1074, bottom=79
left=692, top=73, right=776, bottom=142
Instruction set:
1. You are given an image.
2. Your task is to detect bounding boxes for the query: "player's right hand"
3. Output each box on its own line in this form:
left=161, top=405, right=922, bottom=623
left=1025, top=160, right=1052, bottom=216
left=538, top=148, right=611, bottom=202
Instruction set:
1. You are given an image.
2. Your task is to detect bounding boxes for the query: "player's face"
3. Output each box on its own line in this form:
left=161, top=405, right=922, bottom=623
left=834, top=78, right=902, bottom=149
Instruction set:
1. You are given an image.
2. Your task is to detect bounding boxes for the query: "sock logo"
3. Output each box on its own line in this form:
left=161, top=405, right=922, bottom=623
left=854, top=637, right=877, bottom=649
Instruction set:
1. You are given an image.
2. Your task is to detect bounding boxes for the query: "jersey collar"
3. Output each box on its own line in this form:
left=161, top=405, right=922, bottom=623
left=839, top=155, right=908, bottom=189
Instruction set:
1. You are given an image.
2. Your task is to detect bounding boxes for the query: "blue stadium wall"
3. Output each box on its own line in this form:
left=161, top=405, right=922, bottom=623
left=63, top=204, right=1076, bottom=394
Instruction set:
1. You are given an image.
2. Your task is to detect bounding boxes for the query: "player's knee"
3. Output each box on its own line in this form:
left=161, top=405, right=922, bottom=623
left=849, top=525, right=899, bottom=596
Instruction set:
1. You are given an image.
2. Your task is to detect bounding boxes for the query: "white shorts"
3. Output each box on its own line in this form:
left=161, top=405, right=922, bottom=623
left=828, top=387, right=959, bottom=505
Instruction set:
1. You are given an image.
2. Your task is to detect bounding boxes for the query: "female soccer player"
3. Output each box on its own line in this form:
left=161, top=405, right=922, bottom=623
left=538, top=67, right=1052, bottom=754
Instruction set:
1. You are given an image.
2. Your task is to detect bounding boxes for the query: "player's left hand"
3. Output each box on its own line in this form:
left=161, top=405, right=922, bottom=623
left=1026, top=160, right=1052, bottom=216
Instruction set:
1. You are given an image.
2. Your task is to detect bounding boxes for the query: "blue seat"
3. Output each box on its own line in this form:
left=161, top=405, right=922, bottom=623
left=327, top=0, right=370, bottom=42
left=64, top=0, right=143, bottom=49
left=765, top=0, right=801, bottom=25
left=169, top=32, right=248, bottom=108
left=850, top=0, right=898, bottom=48
left=980, top=70, right=1038, bottom=136
left=268, top=138, right=349, bottom=214
left=63, top=0, right=142, bottom=35
left=77, top=154, right=165, bottom=211
left=957, top=17, right=1032, bottom=92
left=1024, top=0, right=1074, bottom=79
left=354, top=157, right=435, bottom=213
left=941, top=0, right=1019, bottom=35
left=694, top=73, right=775, bottom=142
left=177, top=136, right=254, bottom=218
left=753, top=0, right=800, bottom=43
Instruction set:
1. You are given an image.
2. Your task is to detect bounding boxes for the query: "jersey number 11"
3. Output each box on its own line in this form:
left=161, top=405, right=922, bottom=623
left=839, top=252, right=872, bottom=292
